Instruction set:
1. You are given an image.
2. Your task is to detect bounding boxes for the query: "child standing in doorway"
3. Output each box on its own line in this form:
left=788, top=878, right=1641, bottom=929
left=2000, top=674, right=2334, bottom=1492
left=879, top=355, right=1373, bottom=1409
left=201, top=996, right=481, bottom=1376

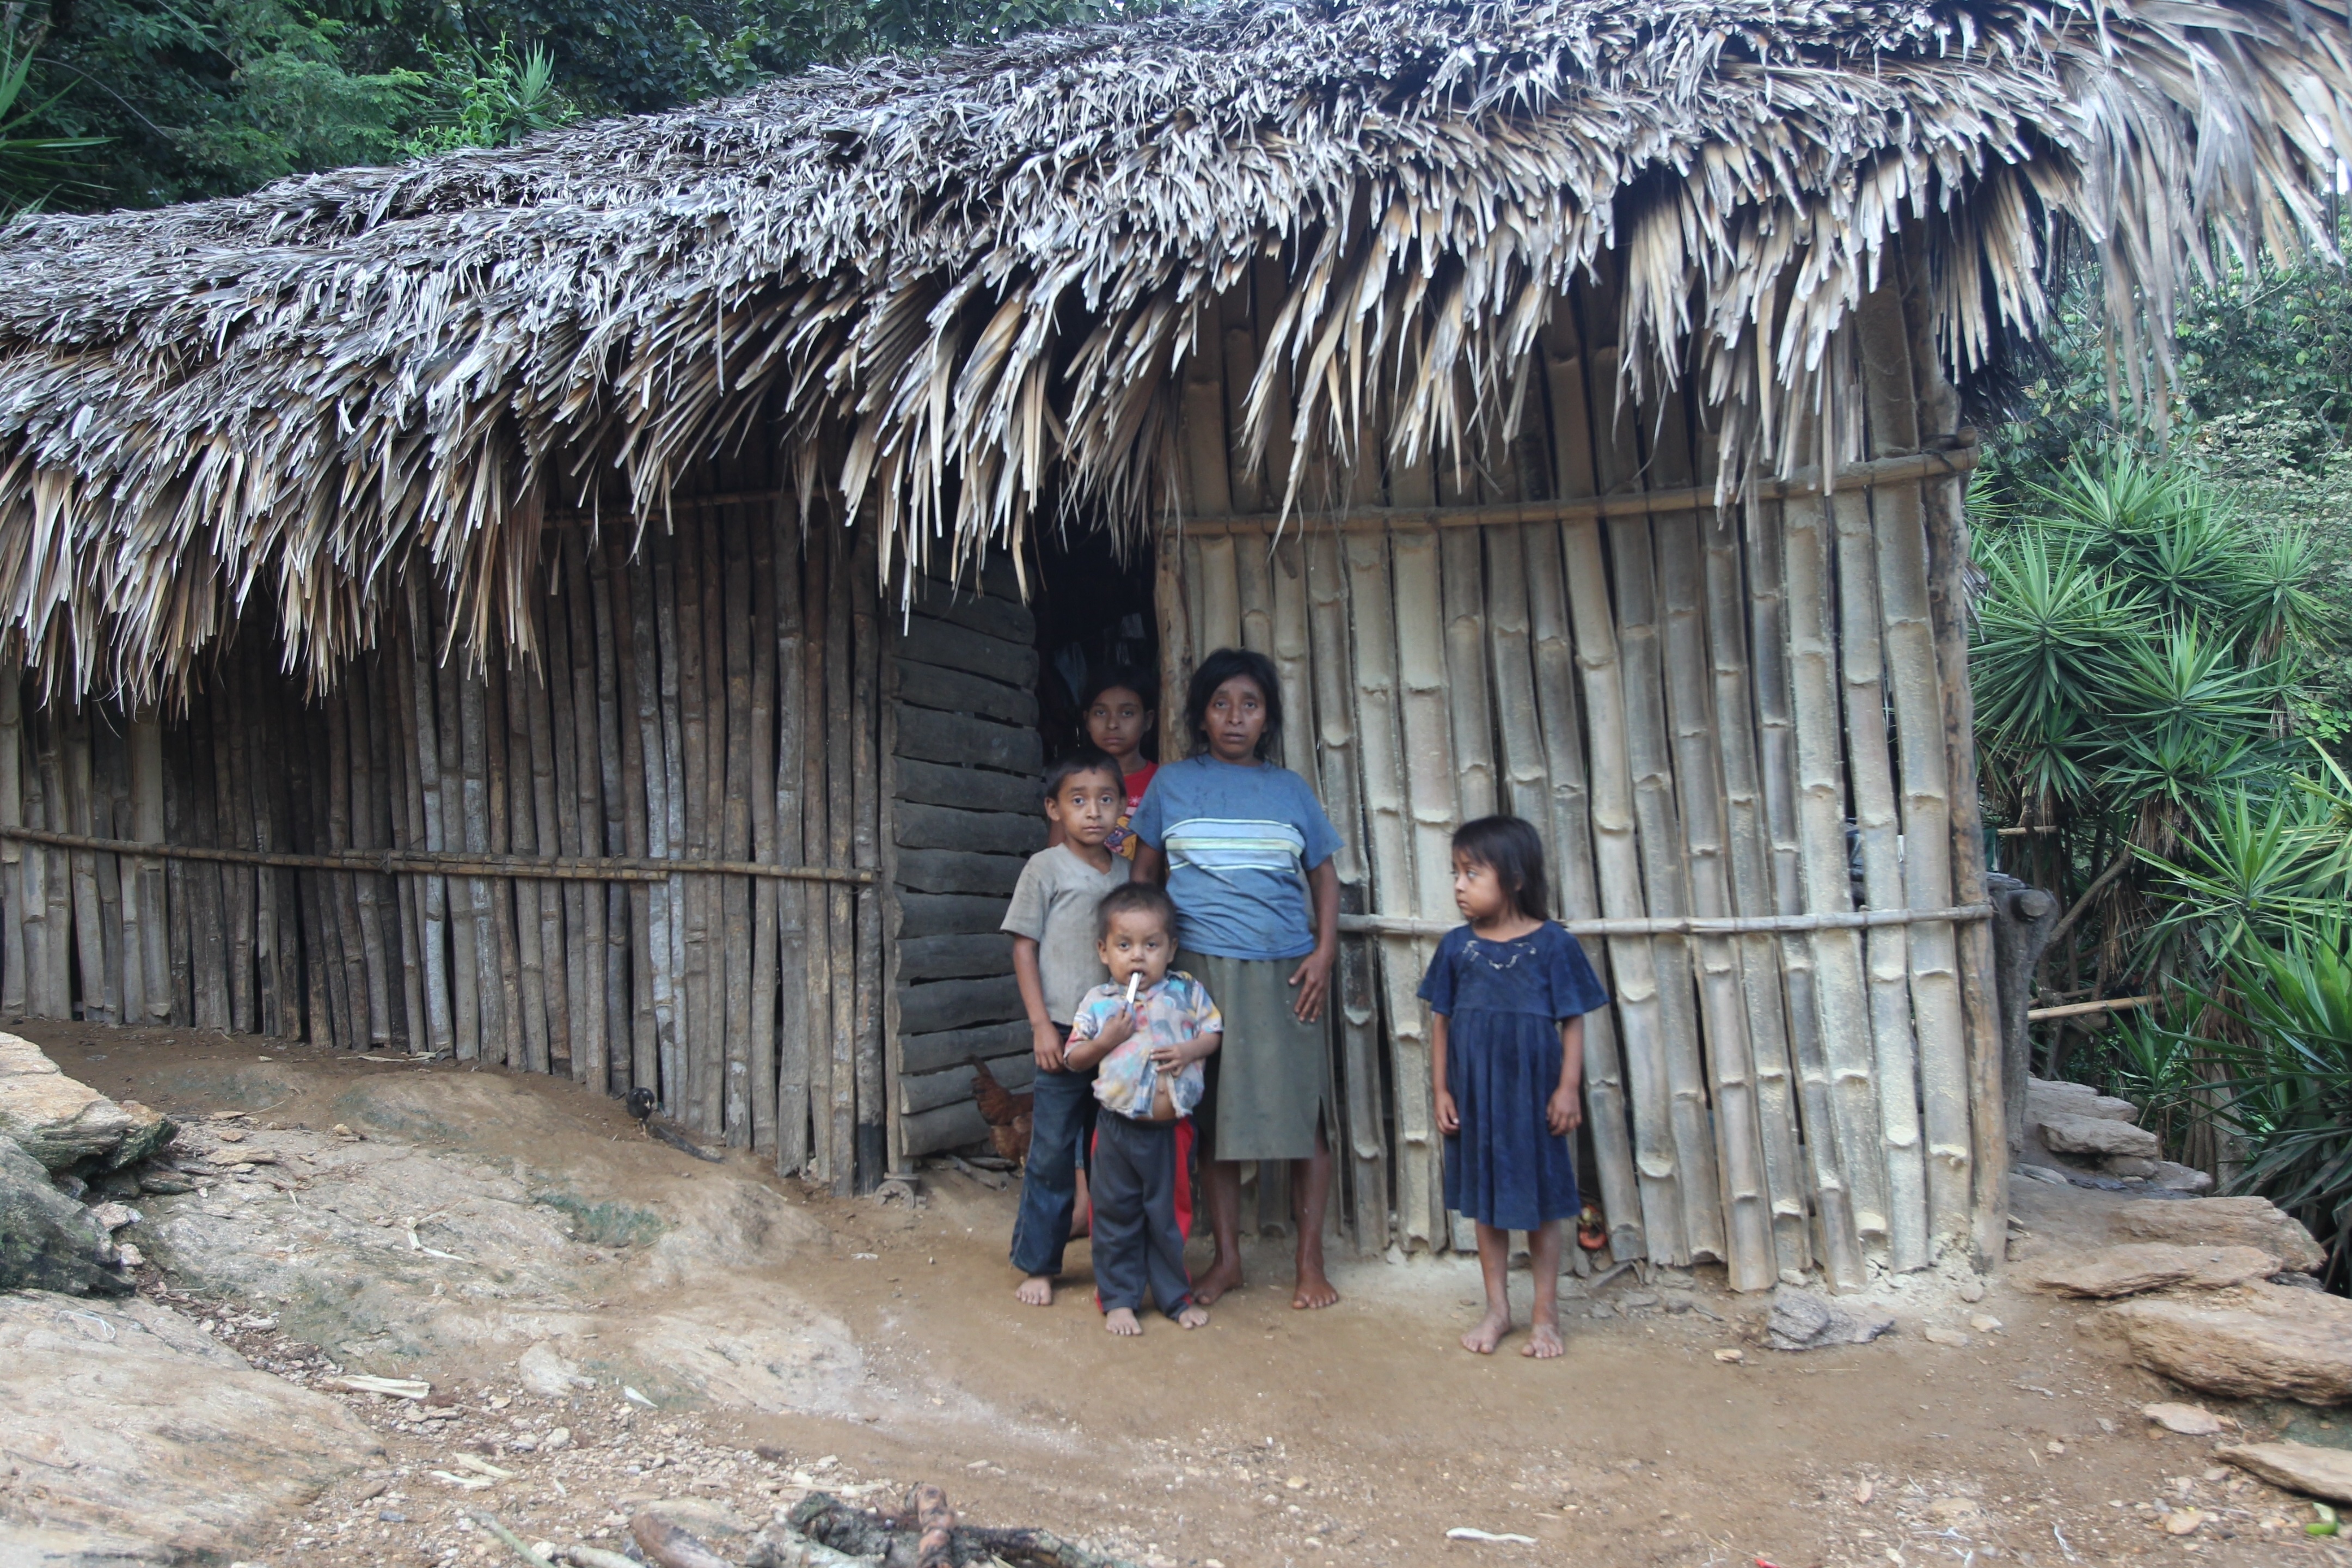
left=1049, top=669, right=1157, bottom=860
left=1129, top=647, right=1344, bottom=1311
left=1061, top=882, right=1222, bottom=1334
left=1003, top=749, right=1129, bottom=1305
left=1422, top=814, right=1609, bottom=1358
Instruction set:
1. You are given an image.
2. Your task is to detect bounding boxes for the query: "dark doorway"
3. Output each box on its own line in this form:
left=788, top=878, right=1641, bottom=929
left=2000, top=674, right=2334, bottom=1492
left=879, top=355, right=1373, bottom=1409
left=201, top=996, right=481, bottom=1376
left=1028, top=527, right=1160, bottom=767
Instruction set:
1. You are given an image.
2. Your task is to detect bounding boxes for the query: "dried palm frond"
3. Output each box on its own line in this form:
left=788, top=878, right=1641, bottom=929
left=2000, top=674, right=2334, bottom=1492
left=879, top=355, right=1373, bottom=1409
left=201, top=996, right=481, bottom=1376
left=0, top=0, right=2348, bottom=704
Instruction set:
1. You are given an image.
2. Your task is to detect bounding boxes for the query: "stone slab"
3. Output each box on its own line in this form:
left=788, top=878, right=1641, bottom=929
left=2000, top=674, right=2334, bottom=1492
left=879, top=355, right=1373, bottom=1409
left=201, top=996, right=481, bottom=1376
left=2216, top=1442, right=2352, bottom=1504
left=2038, top=1111, right=2162, bottom=1159
left=2114, top=1196, right=2328, bottom=1274
left=2105, top=1283, right=2352, bottom=1405
left=0, top=1035, right=134, bottom=1171
left=2025, top=1243, right=2280, bottom=1298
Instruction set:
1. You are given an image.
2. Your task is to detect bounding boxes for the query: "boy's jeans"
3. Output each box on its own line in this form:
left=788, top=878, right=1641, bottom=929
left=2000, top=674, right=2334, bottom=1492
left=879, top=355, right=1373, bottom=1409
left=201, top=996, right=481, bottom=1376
left=1009, top=1063, right=1098, bottom=1277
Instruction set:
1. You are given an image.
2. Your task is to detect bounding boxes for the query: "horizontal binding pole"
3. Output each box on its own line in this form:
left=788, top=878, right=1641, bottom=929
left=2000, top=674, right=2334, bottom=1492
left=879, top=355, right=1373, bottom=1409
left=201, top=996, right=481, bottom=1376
left=1180, top=445, right=1981, bottom=537
left=1338, top=902, right=1994, bottom=939
left=2025, top=994, right=2157, bottom=1022
left=0, top=825, right=873, bottom=886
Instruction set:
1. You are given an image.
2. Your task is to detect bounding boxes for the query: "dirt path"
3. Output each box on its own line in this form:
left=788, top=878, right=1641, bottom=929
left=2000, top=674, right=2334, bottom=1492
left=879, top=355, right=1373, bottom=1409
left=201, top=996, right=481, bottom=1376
left=24, top=1023, right=2351, bottom=1568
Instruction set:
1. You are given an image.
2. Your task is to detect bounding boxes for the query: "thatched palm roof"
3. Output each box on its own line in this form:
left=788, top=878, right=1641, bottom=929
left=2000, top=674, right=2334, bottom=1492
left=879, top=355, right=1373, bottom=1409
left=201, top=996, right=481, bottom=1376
left=1, top=0, right=2348, bottom=701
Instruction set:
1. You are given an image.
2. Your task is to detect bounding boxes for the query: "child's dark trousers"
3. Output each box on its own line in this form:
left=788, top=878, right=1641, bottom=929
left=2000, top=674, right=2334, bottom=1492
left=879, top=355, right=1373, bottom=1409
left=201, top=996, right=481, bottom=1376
left=1090, top=1109, right=1195, bottom=1318
left=1009, top=1063, right=1096, bottom=1278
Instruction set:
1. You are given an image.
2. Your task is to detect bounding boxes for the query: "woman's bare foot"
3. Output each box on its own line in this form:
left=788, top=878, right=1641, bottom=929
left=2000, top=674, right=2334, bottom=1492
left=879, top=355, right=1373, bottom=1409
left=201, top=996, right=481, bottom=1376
left=1194, top=1257, right=1244, bottom=1305
left=1461, top=1307, right=1511, bottom=1354
left=1523, top=1319, right=1564, bottom=1359
left=1015, top=1274, right=1054, bottom=1307
left=1104, top=1307, right=1142, bottom=1337
left=1175, top=1304, right=1209, bottom=1329
left=1291, top=1263, right=1339, bottom=1310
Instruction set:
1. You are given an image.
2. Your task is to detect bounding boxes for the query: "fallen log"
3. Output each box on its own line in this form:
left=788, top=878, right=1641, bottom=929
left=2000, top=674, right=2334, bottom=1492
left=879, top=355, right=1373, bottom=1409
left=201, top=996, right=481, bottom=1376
left=631, top=1512, right=739, bottom=1568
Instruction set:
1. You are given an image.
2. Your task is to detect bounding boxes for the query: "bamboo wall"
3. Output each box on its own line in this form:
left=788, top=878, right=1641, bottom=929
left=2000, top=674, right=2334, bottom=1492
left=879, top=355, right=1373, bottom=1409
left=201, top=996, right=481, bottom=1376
left=0, top=484, right=911, bottom=1196
left=1160, top=255, right=1998, bottom=1288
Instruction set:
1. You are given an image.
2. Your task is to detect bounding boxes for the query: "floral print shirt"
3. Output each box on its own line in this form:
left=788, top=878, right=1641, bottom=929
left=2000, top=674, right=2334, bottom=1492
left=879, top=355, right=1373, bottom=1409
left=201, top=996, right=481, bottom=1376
left=1071, top=970, right=1222, bottom=1119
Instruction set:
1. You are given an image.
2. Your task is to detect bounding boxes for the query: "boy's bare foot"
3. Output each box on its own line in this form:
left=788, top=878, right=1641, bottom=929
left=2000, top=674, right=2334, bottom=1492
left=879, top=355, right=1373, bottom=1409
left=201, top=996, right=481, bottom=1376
left=1105, top=1307, right=1142, bottom=1337
left=1015, top=1274, right=1054, bottom=1306
left=1461, top=1307, right=1511, bottom=1354
left=1523, top=1320, right=1564, bottom=1359
left=1175, top=1304, right=1209, bottom=1329
left=1194, top=1258, right=1244, bottom=1305
left=1291, top=1263, right=1339, bottom=1310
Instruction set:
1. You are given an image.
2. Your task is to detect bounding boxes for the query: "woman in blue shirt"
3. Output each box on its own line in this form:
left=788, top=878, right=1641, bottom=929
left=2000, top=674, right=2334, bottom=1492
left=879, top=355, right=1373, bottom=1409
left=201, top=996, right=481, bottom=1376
left=1130, top=647, right=1344, bottom=1310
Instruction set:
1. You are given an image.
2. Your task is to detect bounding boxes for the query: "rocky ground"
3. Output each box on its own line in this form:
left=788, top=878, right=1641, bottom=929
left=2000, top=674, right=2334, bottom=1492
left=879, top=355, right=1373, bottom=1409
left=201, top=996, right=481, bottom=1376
left=3, top=1024, right=2350, bottom=1568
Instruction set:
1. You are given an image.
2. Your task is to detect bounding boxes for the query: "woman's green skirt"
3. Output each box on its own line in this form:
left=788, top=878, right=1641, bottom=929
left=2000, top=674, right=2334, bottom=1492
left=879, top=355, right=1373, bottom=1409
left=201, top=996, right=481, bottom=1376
left=1179, top=950, right=1331, bottom=1163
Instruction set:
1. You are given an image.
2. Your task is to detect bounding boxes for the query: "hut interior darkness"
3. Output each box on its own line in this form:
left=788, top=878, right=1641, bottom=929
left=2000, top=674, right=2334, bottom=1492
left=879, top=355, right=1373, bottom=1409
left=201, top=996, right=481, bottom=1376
left=1, top=0, right=2348, bottom=1281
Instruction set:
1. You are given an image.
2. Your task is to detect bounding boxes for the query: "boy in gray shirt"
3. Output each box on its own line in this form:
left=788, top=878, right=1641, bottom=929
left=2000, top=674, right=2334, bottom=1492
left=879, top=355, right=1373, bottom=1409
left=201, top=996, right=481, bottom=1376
left=1003, top=747, right=1130, bottom=1304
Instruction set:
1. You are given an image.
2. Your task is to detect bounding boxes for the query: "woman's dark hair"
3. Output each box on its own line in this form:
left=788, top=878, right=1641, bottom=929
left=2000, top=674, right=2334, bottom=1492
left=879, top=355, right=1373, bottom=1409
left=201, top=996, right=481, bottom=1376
left=1183, top=646, right=1283, bottom=761
left=1452, top=814, right=1551, bottom=922
left=1042, top=746, right=1121, bottom=806
left=1077, top=665, right=1157, bottom=716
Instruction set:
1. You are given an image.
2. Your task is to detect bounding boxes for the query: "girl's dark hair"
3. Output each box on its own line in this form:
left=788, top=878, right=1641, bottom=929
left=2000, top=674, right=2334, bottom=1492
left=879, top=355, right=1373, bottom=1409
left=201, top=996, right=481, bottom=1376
left=1183, top=646, right=1282, bottom=761
left=1042, top=746, right=1121, bottom=806
left=1077, top=665, right=1157, bottom=716
left=1452, top=814, right=1551, bottom=922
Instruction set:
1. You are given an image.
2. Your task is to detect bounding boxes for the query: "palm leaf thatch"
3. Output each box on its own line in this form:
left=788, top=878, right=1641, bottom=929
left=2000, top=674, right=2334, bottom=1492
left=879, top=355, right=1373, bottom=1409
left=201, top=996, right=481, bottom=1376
left=0, top=0, right=2347, bottom=702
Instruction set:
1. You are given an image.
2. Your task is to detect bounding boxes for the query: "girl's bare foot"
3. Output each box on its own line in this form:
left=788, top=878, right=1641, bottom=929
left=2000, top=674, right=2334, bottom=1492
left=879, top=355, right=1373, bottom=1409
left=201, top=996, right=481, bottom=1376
left=1105, top=1307, right=1142, bottom=1337
left=1175, top=1304, right=1209, bottom=1328
left=1015, top=1274, right=1054, bottom=1306
left=1523, top=1320, right=1564, bottom=1358
left=1291, top=1263, right=1339, bottom=1310
left=1194, top=1258, right=1244, bottom=1304
left=1461, top=1307, right=1511, bottom=1354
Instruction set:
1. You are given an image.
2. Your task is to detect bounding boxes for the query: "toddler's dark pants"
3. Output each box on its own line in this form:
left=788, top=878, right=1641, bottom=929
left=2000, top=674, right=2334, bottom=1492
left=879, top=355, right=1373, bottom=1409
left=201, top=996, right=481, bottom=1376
left=1009, top=1062, right=1095, bottom=1278
left=1090, top=1110, right=1195, bottom=1319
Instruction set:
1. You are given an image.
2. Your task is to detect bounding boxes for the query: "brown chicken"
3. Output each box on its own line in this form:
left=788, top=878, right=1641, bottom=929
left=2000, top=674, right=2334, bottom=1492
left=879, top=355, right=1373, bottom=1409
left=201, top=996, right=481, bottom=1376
left=970, top=1057, right=1033, bottom=1166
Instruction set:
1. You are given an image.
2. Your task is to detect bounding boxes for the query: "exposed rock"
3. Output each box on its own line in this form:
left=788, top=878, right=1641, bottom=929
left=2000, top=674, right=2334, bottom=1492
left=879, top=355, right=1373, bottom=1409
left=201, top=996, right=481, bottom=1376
left=2025, top=1243, right=2281, bottom=1298
left=2147, top=1161, right=2214, bottom=1194
left=2142, top=1402, right=2225, bottom=1436
left=2112, top=1196, right=2328, bottom=1274
left=1766, top=1290, right=1895, bottom=1351
left=2037, top=1112, right=2161, bottom=1160
left=1922, top=1325, right=1970, bottom=1347
left=2027, top=1077, right=2141, bottom=1123
left=106, top=1099, right=177, bottom=1169
left=0, top=1034, right=135, bottom=1171
left=0, top=1132, right=125, bottom=1294
left=518, top=1340, right=595, bottom=1397
left=2216, top=1442, right=2352, bottom=1504
left=0, top=1290, right=379, bottom=1564
left=2105, top=1283, right=2352, bottom=1404
left=2104, top=1155, right=2159, bottom=1178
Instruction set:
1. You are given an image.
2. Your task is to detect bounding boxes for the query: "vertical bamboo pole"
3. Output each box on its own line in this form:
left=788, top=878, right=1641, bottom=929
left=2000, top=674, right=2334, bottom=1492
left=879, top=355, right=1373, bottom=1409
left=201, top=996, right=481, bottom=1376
left=160, top=716, right=191, bottom=1025
left=36, top=707, right=74, bottom=1018
left=526, top=599, right=569, bottom=1071
left=776, top=517, right=811, bottom=1174
left=326, top=689, right=367, bottom=1047
left=541, top=567, right=581, bottom=1074
left=438, top=592, right=482, bottom=1059
left=1699, top=500, right=1811, bottom=1281
left=1484, top=527, right=1551, bottom=829
left=564, top=532, right=610, bottom=1086
left=262, top=670, right=306, bottom=1040
left=1196, top=535, right=1241, bottom=654
left=748, top=510, right=781, bottom=1153
left=505, top=648, right=550, bottom=1074
left=1441, top=530, right=1497, bottom=822
left=93, top=716, right=134, bottom=1028
left=0, top=667, right=22, bottom=1019
left=850, top=525, right=883, bottom=1190
left=179, top=701, right=230, bottom=1030
left=283, top=700, right=333, bottom=1044
left=206, top=691, right=254, bottom=1032
left=825, top=525, right=857, bottom=1196
left=236, top=658, right=276, bottom=1037
left=1269, top=537, right=1316, bottom=787
left=616, top=531, right=663, bottom=1094
left=651, top=525, right=688, bottom=1111
left=486, top=658, right=526, bottom=1065
left=721, top=509, right=756, bottom=1145
left=1343, top=529, right=1431, bottom=1248
left=407, top=581, right=457, bottom=1057
left=357, top=659, right=397, bottom=1045
left=675, top=511, right=715, bottom=1132
left=19, top=701, right=51, bottom=1018
left=801, top=526, right=836, bottom=1185
left=1831, top=475, right=1931, bottom=1272
left=378, top=639, right=425, bottom=1050
left=1155, top=524, right=1192, bottom=764
left=460, top=645, right=504, bottom=1062
left=1785, top=480, right=1893, bottom=1254
left=1859, top=281, right=1973, bottom=1250
left=590, top=534, right=634, bottom=1089
left=702, top=510, right=732, bottom=1132
left=1751, top=495, right=1867, bottom=1288
left=128, top=707, right=169, bottom=1021
left=306, top=701, right=354, bottom=1048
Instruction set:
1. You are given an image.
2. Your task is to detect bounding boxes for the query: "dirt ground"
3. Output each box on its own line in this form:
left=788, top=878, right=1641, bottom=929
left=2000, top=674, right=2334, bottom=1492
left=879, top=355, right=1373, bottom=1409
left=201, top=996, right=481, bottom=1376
left=22, top=1021, right=2352, bottom=1568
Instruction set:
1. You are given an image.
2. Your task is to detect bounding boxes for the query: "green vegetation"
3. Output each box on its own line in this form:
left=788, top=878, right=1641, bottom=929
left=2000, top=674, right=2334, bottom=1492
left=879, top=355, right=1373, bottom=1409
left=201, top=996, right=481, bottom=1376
left=531, top=1190, right=667, bottom=1249
left=1981, top=243, right=2352, bottom=1290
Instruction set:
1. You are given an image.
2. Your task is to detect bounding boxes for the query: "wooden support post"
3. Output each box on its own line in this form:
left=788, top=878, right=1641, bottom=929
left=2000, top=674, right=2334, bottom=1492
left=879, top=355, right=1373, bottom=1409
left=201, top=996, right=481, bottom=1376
left=776, top=516, right=812, bottom=1175
left=721, top=508, right=756, bottom=1144
left=850, top=524, right=884, bottom=1190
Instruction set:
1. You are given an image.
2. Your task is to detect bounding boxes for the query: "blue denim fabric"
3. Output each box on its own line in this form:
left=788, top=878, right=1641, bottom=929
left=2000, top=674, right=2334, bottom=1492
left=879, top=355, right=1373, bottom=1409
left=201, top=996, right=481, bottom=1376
left=1009, top=1063, right=1098, bottom=1277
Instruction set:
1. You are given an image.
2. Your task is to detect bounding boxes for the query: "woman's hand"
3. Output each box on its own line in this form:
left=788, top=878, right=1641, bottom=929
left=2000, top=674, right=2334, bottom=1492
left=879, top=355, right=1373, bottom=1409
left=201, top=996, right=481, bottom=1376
left=1436, top=1087, right=1460, bottom=1136
left=1546, top=1082, right=1584, bottom=1136
left=1287, top=945, right=1335, bottom=1022
left=1031, top=1020, right=1065, bottom=1073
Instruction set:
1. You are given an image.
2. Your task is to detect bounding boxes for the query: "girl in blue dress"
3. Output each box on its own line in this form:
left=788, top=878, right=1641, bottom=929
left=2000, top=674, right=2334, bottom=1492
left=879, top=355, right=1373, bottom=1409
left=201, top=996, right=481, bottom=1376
left=1419, top=814, right=1609, bottom=1358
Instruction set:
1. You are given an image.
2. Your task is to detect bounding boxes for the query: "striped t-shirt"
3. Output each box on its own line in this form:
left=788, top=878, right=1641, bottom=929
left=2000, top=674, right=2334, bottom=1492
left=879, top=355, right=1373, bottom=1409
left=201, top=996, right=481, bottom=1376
left=1128, top=756, right=1343, bottom=960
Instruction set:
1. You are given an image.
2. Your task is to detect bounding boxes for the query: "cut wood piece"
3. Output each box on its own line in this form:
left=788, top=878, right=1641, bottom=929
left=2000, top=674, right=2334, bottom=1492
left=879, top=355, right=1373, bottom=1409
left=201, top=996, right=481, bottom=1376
left=897, top=932, right=1016, bottom=982
left=899, top=616, right=1038, bottom=689
left=899, top=1019, right=1030, bottom=1076
left=901, top=578, right=1036, bottom=645
left=899, top=1051, right=1035, bottom=1116
left=896, top=976, right=1024, bottom=1037
left=894, top=891, right=1015, bottom=938
left=892, top=708, right=1044, bottom=775
left=890, top=758, right=1044, bottom=816
left=899, top=1098, right=990, bottom=1159
left=892, top=849, right=1026, bottom=898
left=892, top=803, right=1046, bottom=857
left=893, top=661, right=1039, bottom=727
